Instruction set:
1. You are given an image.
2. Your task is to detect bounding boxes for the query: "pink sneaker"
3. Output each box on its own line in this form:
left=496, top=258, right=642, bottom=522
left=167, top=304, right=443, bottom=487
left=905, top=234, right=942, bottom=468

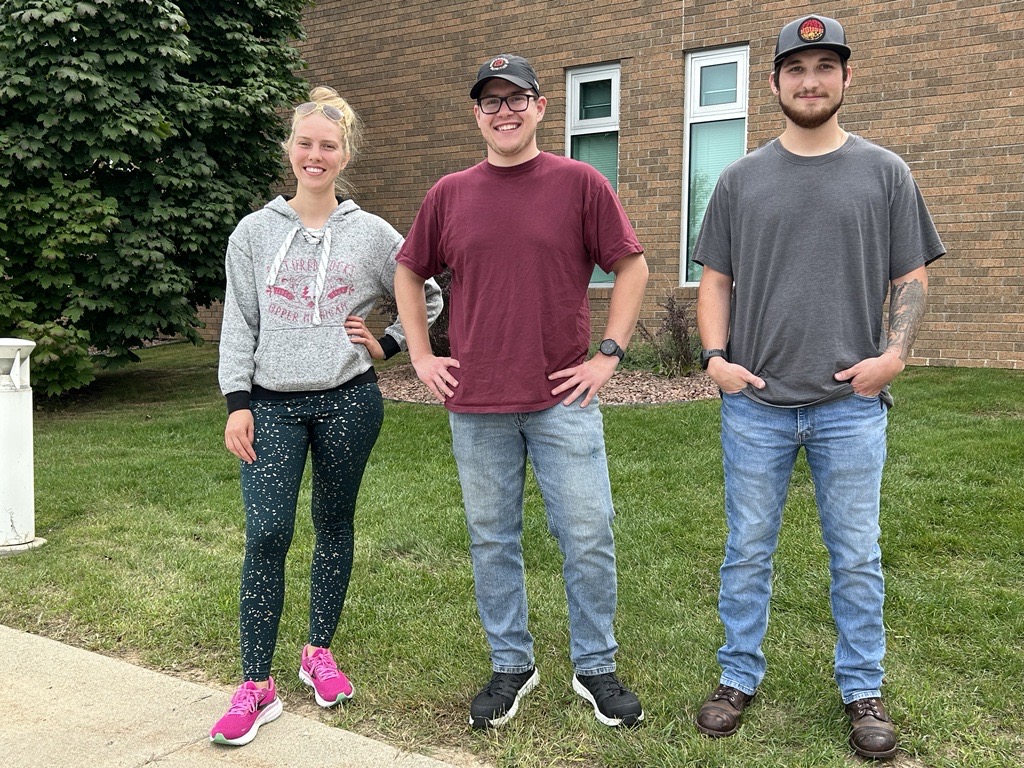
left=299, top=646, right=354, bottom=707
left=209, top=678, right=283, bottom=746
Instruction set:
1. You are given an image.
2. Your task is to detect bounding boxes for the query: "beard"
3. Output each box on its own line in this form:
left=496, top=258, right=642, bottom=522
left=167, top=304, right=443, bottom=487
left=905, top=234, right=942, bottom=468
left=778, top=89, right=844, bottom=129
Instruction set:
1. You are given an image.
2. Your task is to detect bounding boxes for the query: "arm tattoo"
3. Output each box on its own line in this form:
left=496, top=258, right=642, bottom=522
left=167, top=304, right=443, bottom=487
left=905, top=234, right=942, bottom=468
left=886, top=278, right=927, bottom=362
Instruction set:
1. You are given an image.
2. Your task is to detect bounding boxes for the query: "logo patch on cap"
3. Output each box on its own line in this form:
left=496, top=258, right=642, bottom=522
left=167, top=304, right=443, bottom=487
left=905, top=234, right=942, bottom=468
left=489, top=57, right=509, bottom=71
left=798, top=18, right=826, bottom=43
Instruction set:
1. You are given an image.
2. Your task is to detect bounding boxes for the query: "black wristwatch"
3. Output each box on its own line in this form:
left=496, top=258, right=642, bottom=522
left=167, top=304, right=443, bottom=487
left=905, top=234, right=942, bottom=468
left=599, top=338, right=625, bottom=361
left=701, top=348, right=726, bottom=370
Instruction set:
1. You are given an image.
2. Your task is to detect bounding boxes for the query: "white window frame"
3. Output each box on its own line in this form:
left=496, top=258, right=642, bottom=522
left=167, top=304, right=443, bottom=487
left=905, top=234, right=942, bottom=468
left=566, top=63, right=622, bottom=288
left=680, top=46, right=749, bottom=286
left=566, top=63, right=620, bottom=137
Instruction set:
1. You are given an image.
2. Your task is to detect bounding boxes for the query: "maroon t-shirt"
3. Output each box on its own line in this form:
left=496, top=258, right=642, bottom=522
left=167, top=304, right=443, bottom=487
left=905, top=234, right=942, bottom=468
left=397, top=152, right=643, bottom=413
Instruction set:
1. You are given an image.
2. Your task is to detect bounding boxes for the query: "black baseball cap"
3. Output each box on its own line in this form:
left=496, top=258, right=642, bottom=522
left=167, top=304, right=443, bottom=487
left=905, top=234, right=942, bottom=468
left=774, top=15, right=851, bottom=66
left=470, top=54, right=541, bottom=99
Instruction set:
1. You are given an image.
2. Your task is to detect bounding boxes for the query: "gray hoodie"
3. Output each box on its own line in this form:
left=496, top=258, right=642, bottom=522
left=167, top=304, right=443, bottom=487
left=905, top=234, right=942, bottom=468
left=218, top=196, right=442, bottom=406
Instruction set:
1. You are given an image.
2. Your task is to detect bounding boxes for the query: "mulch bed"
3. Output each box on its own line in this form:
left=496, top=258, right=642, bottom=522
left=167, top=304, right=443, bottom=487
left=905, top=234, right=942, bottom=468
left=376, top=364, right=719, bottom=405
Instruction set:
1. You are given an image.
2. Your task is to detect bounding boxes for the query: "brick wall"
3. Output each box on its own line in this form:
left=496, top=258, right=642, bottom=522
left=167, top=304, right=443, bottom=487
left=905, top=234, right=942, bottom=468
left=294, top=0, right=689, bottom=347
left=196, top=303, right=222, bottom=342
left=203, top=0, right=1021, bottom=369
left=688, top=1, right=1024, bottom=369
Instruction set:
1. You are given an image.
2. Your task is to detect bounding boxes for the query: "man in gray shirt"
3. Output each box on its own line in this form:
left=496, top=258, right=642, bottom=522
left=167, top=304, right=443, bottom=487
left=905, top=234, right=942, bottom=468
left=692, top=14, right=944, bottom=760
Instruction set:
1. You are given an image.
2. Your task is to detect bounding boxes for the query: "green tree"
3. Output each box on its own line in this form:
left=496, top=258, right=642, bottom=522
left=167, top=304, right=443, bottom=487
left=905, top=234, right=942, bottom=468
left=0, top=0, right=310, bottom=395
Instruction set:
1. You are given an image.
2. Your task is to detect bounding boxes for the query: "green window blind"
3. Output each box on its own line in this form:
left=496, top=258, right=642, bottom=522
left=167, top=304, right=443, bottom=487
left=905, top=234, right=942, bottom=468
left=686, top=118, right=745, bottom=281
left=572, top=132, right=618, bottom=284
left=572, top=132, right=618, bottom=190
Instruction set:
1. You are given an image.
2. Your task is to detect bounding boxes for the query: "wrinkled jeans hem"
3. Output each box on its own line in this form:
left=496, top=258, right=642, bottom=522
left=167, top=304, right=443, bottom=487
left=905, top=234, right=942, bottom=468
left=492, top=663, right=536, bottom=675
left=719, top=676, right=757, bottom=698
left=842, top=688, right=884, bottom=705
left=575, top=664, right=617, bottom=677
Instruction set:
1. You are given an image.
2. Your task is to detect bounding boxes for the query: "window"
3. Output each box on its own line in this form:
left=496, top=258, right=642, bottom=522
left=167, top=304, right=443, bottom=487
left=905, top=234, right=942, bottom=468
left=567, top=63, right=620, bottom=285
left=682, top=47, right=749, bottom=284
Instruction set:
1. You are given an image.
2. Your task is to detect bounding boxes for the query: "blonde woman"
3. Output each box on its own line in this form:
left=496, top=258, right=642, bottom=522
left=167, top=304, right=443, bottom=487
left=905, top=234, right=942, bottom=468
left=211, top=86, right=442, bottom=746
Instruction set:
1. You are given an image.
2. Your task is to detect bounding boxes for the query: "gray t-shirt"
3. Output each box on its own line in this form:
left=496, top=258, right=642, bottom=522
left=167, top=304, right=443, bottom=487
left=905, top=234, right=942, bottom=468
left=693, top=134, right=945, bottom=407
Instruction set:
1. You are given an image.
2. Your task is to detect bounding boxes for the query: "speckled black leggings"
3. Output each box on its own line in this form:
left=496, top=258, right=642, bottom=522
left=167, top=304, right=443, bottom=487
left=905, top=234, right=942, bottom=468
left=238, top=383, right=384, bottom=681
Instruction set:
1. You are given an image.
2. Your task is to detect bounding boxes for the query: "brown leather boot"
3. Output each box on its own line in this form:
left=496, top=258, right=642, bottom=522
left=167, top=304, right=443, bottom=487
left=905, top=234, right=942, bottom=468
left=695, top=684, right=754, bottom=737
left=845, top=697, right=897, bottom=759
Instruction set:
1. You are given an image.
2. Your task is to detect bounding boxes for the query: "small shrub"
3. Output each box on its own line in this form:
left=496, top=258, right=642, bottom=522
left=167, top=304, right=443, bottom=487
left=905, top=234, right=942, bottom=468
left=425, top=269, right=452, bottom=357
left=376, top=269, right=452, bottom=356
left=635, top=296, right=701, bottom=377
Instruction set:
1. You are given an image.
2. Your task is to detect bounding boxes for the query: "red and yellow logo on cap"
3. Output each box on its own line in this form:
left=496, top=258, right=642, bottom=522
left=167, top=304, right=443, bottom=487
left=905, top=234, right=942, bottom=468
left=798, top=18, right=826, bottom=43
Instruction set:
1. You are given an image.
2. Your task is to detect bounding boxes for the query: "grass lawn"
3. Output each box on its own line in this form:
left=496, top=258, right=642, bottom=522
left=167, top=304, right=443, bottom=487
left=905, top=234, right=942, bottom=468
left=2, top=342, right=1022, bottom=767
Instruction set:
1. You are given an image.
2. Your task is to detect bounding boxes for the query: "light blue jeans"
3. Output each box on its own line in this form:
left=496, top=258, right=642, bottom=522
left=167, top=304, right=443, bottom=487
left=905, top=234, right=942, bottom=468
left=717, top=392, right=889, bottom=704
left=449, top=399, right=619, bottom=676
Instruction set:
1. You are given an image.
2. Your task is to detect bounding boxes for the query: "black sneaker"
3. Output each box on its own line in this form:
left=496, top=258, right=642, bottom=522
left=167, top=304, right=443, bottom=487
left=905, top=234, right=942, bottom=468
left=469, top=668, right=540, bottom=729
left=573, top=672, right=644, bottom=727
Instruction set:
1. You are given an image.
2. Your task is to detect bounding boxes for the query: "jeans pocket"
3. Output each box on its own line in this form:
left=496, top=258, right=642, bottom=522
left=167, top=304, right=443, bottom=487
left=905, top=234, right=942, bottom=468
left=850, top=392, right=886, bottom=412
left=850, top=392, right=881, bottom=402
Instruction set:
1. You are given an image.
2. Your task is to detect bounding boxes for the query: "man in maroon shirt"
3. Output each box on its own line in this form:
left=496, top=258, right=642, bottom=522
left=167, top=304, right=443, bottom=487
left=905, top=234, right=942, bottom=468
left=395, top=54, right=649, bottom=730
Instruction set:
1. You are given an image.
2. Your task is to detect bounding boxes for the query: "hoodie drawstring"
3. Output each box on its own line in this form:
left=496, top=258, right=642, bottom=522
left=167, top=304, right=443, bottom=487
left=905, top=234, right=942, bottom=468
left=311, top=229, right=331, bottom=326
left=266, top=227, right=298, bottom=290
left=265, top=226, right=332, bottom=326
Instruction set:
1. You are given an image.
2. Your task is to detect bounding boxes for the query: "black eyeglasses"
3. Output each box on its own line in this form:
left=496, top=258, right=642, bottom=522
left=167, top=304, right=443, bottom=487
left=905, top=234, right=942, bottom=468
left=295, top=102, right=343, bottom=121
left=477, top=93, right=537, bottom=114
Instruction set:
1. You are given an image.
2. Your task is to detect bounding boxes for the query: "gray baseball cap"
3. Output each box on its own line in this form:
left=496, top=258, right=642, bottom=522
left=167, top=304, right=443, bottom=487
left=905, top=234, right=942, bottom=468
left=774, top=15, right=851, bottom=65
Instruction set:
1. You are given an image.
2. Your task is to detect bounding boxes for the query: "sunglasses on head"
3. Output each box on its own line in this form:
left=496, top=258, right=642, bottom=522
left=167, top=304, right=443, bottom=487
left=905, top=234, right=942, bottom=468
left=295, top=102, right=343, bottom=122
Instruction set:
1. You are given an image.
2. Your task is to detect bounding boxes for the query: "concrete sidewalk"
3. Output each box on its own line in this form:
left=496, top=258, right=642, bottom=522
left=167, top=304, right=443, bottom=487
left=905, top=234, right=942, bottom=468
left=1, top=625, right=462, bottom=768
